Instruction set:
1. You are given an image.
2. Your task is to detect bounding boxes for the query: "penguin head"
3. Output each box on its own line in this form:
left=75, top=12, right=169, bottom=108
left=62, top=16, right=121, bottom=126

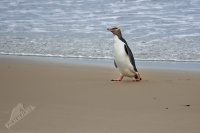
left=107, top=27, right=122, bottom=37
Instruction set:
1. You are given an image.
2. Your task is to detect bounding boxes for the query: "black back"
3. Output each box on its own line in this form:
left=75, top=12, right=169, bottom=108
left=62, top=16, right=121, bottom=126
left=119, top=37, right=138, bottom=72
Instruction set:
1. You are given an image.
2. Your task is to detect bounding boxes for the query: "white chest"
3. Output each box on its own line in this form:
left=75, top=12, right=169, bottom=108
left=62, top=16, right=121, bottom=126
left=113, top=36, right=125, bottom=54
left=112, top=35, right=135, bottom=77
left=113, top=35, right=127, bottom=60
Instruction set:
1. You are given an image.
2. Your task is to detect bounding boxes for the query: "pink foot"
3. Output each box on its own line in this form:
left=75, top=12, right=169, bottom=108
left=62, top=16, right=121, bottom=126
left=135, top=73, right=142, bottom=81
left=111, top=75, right=123, bottom=81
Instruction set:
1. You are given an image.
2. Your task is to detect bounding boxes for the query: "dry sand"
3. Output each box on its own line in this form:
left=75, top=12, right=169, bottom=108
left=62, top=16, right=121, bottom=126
left=0, top=56, right=200, bottom=133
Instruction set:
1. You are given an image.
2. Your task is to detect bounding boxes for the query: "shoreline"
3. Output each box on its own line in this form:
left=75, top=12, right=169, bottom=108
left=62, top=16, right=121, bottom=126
left=1, top=54, right=200, bottom=72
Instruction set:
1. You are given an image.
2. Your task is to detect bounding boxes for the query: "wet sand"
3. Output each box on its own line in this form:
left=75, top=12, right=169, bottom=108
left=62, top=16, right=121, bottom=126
left=0, top=56, right=200, bottom=133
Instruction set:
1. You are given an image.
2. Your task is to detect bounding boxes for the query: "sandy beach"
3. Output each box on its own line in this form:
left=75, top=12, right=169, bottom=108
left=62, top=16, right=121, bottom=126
left=0, top=55, right=200, bottom=133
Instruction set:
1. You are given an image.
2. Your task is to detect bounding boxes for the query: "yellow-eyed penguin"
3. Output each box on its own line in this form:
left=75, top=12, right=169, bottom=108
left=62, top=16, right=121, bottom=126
left=107, top=27, right=142, bottom=81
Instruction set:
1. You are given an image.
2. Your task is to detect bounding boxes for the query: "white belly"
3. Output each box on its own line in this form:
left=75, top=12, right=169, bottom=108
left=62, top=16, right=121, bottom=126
left=113, top=36, right=136, bottom=77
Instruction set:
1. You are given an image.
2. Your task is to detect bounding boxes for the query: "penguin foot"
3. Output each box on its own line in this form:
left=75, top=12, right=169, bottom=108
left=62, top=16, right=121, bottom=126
left=135, top=73, right=142, bottom=81
left=111, top=75, right=123, bottom=81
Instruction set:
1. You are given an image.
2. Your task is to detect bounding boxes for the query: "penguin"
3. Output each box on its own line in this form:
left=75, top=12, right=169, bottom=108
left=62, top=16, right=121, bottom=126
left=107, top=27, right=141, bottom=81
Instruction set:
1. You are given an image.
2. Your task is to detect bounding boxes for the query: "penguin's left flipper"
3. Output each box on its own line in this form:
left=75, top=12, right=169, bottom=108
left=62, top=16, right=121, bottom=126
left=114, top=60, right=117, bottom=68
left=124, top=44, right=138, bottom=72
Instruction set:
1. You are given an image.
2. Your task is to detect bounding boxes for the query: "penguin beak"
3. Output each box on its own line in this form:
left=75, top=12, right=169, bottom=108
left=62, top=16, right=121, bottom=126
left=107, top=28, right=113, bottom=32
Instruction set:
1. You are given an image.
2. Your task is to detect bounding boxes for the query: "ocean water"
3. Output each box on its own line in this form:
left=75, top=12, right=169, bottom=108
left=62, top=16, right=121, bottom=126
left=0, top=0, right=200, bottom=62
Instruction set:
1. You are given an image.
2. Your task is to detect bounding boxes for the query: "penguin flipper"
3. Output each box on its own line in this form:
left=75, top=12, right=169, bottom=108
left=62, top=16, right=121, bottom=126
left=124, top=44, right=138, bottom=72
left=114, top=60, right=117, bottom=68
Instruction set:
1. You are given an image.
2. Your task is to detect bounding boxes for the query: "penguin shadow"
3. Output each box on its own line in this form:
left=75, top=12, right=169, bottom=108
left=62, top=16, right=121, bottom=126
left=111, top=78, right=149, bottom=83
